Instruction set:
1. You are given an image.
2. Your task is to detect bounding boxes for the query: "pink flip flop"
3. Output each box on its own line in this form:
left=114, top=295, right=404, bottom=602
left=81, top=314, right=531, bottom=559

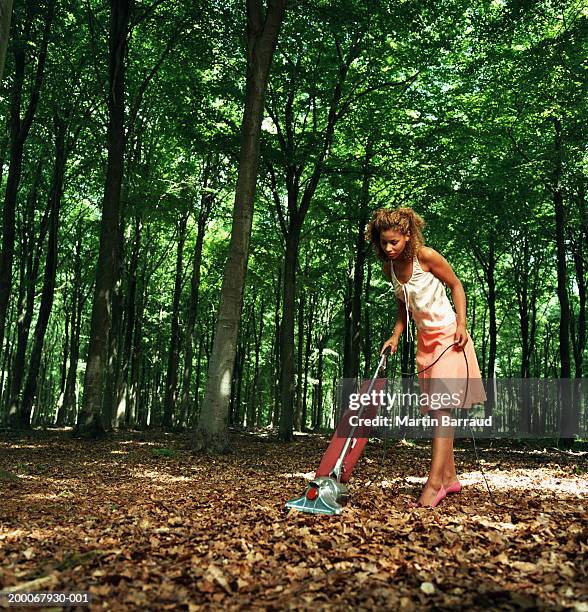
left=445, top=481, right=462, bottom=494
left=430, top=484, right=448, bottom=508
left=409, top=484, right=450, bottom=509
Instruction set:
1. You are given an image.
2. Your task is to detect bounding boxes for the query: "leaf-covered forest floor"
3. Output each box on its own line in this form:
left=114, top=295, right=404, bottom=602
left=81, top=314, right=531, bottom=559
left=0, top=429, right=587, bottom=611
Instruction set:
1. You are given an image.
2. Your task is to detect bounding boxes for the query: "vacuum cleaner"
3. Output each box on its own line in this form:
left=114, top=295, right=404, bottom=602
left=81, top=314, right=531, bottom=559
left=285, top=348, right=390, bottom=515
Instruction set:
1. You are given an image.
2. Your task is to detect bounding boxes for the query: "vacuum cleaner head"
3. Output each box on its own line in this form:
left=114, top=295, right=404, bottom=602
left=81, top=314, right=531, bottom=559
left=284, top=476, right=349, bottom=515
left=285, top=349, right=390, bottom=516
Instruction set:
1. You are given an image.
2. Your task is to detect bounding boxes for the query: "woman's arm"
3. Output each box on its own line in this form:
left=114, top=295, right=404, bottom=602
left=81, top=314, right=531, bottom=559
left=381, top=263, right=407, bottom=353
left=418, top=247, right=468, bottom=349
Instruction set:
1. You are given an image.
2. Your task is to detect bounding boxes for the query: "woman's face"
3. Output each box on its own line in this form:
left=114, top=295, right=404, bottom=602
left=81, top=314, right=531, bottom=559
left=380, top=228, right=410, bottom=260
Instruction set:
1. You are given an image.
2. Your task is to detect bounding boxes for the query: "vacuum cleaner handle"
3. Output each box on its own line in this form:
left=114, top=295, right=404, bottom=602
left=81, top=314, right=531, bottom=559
left=330, top=348, right=390, bottom=481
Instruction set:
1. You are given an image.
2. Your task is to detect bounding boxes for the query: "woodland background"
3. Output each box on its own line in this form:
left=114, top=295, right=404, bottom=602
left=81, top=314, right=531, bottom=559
left=0, top=0, right=586, bottom=449
left=1, top=2, right=587, bottom=609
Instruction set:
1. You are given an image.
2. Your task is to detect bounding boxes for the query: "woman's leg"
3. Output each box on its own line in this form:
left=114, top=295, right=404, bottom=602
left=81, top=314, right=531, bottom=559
left=443, top=441, right=459, bottom=487
left=416, top=409, right=456, bottom=506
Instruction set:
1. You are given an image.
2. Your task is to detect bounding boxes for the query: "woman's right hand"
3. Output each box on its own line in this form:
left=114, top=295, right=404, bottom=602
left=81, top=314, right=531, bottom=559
left=380, top=335, right=399, bottom=355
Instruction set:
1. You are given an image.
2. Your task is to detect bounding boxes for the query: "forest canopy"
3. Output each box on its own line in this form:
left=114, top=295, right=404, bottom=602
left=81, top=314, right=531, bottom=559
left=0, top=0, right=585, bottom=443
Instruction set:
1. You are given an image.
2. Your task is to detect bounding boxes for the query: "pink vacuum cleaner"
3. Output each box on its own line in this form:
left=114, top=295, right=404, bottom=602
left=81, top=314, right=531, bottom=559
left=285, top=349, right=389, bottom=515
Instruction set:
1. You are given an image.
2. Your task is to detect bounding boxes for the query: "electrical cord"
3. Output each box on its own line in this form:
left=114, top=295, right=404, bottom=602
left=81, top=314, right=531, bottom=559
left=376, top=331, right=503, bottom=505
left=377, top=336, right=569, bottom=515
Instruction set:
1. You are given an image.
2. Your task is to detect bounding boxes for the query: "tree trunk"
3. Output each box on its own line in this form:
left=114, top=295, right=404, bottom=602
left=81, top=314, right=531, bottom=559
left=272, top=263, right=281, bottom=426
left=278, top=227, right=300, bottom=441
left=314, top=336, right=324, bottom=432
left=163, top=212, right=188, bottom=429
left=294, top=287, right=304, bottom=430
left=128, top=240, right=147, bottom=427
left=191, top=329, right=203, bottom=426
left=301, top=291, right=315, bottom=431
left=19, top=114, right=67, bottom=426
left=513, top=233, right=542, bottom=433
left=193, top=0, right=286, bottom=453
left=0, top=0, right=54, bottom=361
left=0, top=299, right=17, bottom=421
left=249, top=298, right=264, bottom=429
left=553, top=118, right=572, bottom=381
left=0, top=0, right=13, bottom=81
left=179, top=180, right=214, bottom=429
left=362, top=258, right=372, bottom=378
left=552, top=118, right=574, bottom=443
left=486, top=240, right=497, bottom=380
left=117, top=215, right=140, bottom=428
left=58, top=233, right=85, bottom=426
left=75, top=0, right=132, bottom=439
left=349, top=140, right=372, bottom=379
left=571, top=181, right=586, bottom=378
left=7, top=176, right=47, bottom=427
left=58, top=303, right=70, bottom=409
left=102, top=216, right=125, bottom=431
left=472, top=236, right=498, bottom=418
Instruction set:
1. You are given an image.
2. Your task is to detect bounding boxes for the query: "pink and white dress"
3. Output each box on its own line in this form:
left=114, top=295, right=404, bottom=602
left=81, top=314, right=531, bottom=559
left=390, top=254, right=486, bottom=411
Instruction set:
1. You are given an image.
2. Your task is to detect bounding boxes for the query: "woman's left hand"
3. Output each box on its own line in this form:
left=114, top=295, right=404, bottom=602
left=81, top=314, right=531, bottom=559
left=454, top=323, right=468, bottom=350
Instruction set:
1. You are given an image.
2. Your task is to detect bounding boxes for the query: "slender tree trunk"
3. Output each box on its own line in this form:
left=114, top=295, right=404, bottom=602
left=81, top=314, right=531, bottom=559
left=571, top=182, right=586, bottom=378
left=59, top=233, right=85, bottom=426
left=248, top=297, right=264, bottom=429
left=517, top=236, right=531, bottom=378
left=314, top=336, right=324, bottom=432
left=362, top=258, right=372, bottom=378
left=238, top=327, right=250, bottom=427
left=117, top=215, right=140, bottom=428
left=102, top=214, right=125, bottom=431
left=19, top=115, right=67, bottom=425
left=193, top=0, right=287, bottom=453
left=58, top=304, right=70, bottom=404
left=349, top=140, right=372, bottom=378
left=340, top=260, right=355, bottom=426
left=76, top=0, right=132, bottom=438
left=553, top=119, right=572, bottom=380
left=269, top=34, right=361, bottom=441
left=7, top=178, right=47, bottom=427
left=278, top=227, right=301, bottom=441
left=128, top=244, right=146, bottom=427
left=163, top=212, right=188, bottom=429
left=1, top=299, right=17, bottom=421
left=480, top=302, right=487, bottom=378
left=294, top=287, right=304, bottom=430
left=486, top=240, right=497, bottom=380
left=301, top=291, right=315, bottom=431
left=191, top=330, right=203, bottom=426
left=552, top=118, right=574, bottom=443
left=179, top=182, right=214, bottom=429
left=231, top=330, right=248, bottom=427
left=272, top=263, right=281, bottom=426
left=472, top=236, right=498, bottom=418
left=349, top=235, right=365, bottom=378
left=342, top=261, right=353, bottom=378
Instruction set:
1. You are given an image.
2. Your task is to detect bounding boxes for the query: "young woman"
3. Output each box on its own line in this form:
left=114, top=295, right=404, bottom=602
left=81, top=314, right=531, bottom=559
left=365, top=207, right=486, bottom=508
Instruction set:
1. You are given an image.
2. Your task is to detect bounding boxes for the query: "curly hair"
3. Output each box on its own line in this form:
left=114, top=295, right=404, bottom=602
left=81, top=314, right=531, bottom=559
left=364, top=207, right=426, bottom=262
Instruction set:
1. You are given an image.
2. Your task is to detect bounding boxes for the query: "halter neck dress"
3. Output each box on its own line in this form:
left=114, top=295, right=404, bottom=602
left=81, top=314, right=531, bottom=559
left=390, top=253, right=486, bottom=411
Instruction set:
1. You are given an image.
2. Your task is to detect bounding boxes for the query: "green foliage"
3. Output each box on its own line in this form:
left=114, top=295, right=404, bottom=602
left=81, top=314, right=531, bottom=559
left=0, top=0, right=585, bottom=431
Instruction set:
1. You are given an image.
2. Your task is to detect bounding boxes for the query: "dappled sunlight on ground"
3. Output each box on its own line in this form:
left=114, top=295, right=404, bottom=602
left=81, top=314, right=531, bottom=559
left=128, top=468, right=196, bottom=483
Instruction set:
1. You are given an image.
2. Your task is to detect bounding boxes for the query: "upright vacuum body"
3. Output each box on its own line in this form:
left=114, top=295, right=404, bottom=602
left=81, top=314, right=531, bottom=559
left=285, top=353, right=388, bottom=515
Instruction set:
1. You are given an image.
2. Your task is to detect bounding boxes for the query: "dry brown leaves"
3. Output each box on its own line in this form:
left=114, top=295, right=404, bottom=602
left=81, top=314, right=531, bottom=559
left=0, top=430, right=586, bottom=611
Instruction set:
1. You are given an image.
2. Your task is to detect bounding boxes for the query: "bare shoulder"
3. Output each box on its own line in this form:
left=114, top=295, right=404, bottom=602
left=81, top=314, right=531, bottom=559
left=382, top=260, right=392, bottom=282
left=417, top=246, right=444, bottom=272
